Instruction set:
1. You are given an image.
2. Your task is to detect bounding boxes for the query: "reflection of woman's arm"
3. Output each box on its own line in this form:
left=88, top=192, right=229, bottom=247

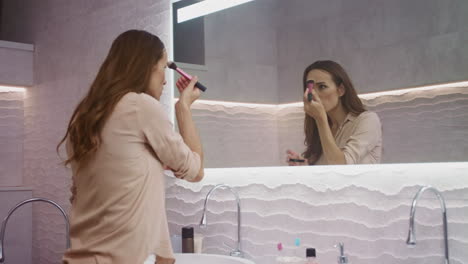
left=339, top=112, right=382, bottom=164
left=316, top=117, right=346, bottom=165
left=318, top=112, right=382, bottom=165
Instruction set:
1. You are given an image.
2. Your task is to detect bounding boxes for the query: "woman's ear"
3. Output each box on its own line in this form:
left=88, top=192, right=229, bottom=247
left=338, top=84, right=345, bottom=97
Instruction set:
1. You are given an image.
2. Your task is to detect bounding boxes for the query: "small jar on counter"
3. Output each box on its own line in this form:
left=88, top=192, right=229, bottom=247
left=181, top=226, right=194, bottom=253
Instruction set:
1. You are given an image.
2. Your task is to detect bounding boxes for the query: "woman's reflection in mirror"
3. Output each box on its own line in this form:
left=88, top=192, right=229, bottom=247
left=287, top=60, right=382, bottom=165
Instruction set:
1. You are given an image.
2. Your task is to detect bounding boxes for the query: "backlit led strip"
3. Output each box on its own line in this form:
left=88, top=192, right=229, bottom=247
left=190, top=98, right=277, bottom=108
left=176, top=81, right=468, bottom=108
left=177, top=0, right=255, bottom=23
left=359, top=81, right=468, bottom=100
left=0, top=85, right=27, bottom=92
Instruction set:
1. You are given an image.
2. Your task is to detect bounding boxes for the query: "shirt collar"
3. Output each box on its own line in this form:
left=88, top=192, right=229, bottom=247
left=346, top=112, right=358, bottom=122
left=338, top=112, right=357, bottom=129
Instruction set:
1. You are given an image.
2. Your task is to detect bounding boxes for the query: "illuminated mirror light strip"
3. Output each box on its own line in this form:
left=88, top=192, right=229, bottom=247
left=0, top=85, right=27, bottom=92
left=177, top=0, right=255, bottom=23
left=174, top=98, right=277, bottom=108
left=176, top=81, right=468, bottom=108
left=359, top=81, right=468, bottom=100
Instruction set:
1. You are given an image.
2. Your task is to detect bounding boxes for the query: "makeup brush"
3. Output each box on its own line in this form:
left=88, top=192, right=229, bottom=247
left=167, top=61, right=207, bottom=92
left=306, top=80, right=314, bottom=102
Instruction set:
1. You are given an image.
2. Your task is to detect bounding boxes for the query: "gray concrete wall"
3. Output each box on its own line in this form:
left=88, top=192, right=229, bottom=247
left=277, top=0, right=468, bottom=102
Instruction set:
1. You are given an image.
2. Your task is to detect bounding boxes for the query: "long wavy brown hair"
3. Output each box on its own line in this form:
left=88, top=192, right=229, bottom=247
left=302, top=60, right=366, bottom=164
left=57, top=30, right=165, bottom=168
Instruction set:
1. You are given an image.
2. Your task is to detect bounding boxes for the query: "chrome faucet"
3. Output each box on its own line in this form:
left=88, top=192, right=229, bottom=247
left=406, top=186, right=449, bottom=264
left=0, top=198, right=70, bottom=263
left=335, top=242, right=348, bottom=264
left=199, top=184, right=243, bottom=258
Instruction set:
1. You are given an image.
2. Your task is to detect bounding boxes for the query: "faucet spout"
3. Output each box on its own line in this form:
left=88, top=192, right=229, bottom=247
left=406, top=186, right=449, bottom=264
left=334, top=242, right=348, bottom=264
left=199, top=184, right=243, bottom=257
left=0, top=198, right=70, bottom=263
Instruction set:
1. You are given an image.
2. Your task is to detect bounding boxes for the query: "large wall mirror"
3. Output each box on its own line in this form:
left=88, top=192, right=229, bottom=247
left=172, top=0, right=468, bottom=168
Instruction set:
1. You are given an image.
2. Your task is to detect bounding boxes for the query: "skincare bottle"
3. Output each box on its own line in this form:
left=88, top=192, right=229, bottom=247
left=194, top=233, right=204, bottom=253
left=306, top=248, right=318, bottom=264
left=181, top=226, right=194, bottom=253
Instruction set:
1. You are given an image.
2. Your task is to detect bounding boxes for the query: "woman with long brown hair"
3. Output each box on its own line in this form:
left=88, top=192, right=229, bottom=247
left=287, top=60, right=382, bottom=165
left=58, top=30, right=204, bottom=264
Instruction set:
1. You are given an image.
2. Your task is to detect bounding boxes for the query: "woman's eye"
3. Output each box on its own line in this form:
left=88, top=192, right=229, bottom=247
left=319, top=85, right=327, bottom=89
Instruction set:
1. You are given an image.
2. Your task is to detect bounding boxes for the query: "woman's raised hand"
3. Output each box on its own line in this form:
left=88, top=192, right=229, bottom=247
left=176, top=76, right=201, bottom=106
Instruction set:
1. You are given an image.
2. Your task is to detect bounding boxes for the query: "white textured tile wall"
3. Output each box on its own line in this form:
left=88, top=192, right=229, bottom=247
left=166, top=163, right=468, bottom=264
left=0, top=91, right=24, bottom=186
left=191, top=102, right=281, bottom=168
left=364, top=86, right=468, bottom=163
left=0, top=41, right=31, bottom=187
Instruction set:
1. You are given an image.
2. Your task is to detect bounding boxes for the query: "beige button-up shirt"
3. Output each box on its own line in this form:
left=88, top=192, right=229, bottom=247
left=315, top=111, right=382, bottom=165
left=63, top=92, right=201, bottom=264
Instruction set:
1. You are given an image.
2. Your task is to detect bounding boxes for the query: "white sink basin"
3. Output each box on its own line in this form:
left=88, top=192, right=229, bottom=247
left=174, top=253, right=255, bottom=264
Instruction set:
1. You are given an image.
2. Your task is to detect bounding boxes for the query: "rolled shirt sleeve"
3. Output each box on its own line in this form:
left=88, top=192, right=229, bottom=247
left=136, top=93, right=201, bottom=180
left=342, top=112, right=382, bottom=164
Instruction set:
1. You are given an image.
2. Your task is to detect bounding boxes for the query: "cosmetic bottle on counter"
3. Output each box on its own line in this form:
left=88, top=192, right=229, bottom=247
left=170, top=235, right=182, bottom=253
left=181, top=226, right=194, bottom=253
left=194, top=233, right=204, bottom=253
left=306, top=248, right=318, bottom=264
